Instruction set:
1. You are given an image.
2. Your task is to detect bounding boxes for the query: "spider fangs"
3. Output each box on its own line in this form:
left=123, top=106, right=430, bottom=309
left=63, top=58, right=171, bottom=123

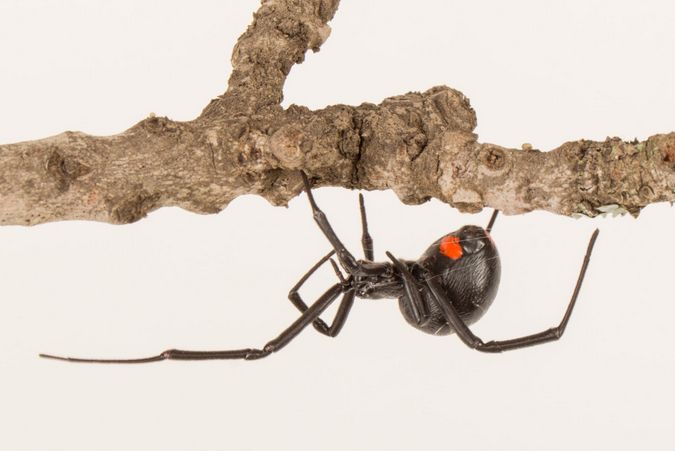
left=40, top=172, right=599, bottom=363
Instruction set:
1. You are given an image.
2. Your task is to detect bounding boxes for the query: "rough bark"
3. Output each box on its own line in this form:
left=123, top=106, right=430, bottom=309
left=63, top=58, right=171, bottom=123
left=0, top=0, right=673, bottom=226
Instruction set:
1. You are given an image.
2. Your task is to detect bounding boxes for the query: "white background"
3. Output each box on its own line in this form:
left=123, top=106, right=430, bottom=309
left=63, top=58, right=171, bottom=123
left=1, top=1, right=673, bottom=450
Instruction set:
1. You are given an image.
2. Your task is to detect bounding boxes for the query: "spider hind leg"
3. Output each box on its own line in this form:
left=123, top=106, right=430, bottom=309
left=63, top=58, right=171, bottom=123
left=426, top=229, right=599, bottom=353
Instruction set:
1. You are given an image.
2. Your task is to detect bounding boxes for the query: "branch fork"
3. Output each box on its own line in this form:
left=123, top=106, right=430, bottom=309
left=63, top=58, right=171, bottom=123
left=1, top=0, right=672, bottom=226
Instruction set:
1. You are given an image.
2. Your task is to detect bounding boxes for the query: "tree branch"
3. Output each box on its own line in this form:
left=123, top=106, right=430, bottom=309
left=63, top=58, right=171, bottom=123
left=1, top=0, right=672, bottom=226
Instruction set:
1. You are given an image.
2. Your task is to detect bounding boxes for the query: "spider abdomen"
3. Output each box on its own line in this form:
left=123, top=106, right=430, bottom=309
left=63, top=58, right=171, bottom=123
left=440, top=252, right=501, bottom=326
left=398, top=226, right=501, bottom=336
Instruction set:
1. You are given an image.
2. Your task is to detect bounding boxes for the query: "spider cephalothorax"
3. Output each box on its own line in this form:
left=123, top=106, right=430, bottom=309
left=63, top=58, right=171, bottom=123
left=41, top=171, right=598, bottom=363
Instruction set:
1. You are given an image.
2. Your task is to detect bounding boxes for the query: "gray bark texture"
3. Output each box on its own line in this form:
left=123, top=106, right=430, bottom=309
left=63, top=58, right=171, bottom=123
left=1, top=0, right=673, bottom=226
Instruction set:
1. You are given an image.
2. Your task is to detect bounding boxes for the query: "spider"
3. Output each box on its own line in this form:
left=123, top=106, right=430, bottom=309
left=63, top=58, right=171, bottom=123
left=40, top=171, right=599, bottom=363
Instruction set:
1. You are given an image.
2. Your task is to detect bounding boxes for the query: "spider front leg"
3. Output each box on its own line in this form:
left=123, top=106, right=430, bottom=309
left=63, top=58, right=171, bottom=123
left=359, top=193, right=374, bottom=261
left=40, top=283, right=346, bottom=363
left=426, top=229, right=599, bottom=353
left=300, top=172, right=382, bottom=277
left=288, top=250, right=356, bottom=337
left=286, top=187, right=374, bottom=335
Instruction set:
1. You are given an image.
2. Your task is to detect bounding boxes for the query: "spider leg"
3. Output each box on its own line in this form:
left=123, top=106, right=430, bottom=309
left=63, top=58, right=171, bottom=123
left=288, top=251, right=357, bottom=336
left=425, top=229, right=599, bottom=353
left=486, top=210, right=499, bottom=233
left=288, top=250, right=335, bottom=333
left=40, top=284, right=345, bottom=364
left=300, top=171, right=382, bottom=277
left=385, top=251, right=428, bottom=325
left=359, top=193, right=374, bottom=261
left=313, top=289, right=356, bottom=337
left=322, top=260, right=357, bottom=336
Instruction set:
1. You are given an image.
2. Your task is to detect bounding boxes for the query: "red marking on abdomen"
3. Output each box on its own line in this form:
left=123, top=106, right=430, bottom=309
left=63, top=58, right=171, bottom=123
left=440, top=235, right=463, bottom=260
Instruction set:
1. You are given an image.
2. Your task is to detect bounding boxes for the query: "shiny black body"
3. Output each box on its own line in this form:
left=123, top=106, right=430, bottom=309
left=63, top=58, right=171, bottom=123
left=40, top=172, right=599, bottom=364
left=398, top=227, right=501, bottom=336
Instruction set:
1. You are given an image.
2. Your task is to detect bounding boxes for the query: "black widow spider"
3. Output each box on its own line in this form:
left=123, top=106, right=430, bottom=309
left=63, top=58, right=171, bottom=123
left=40, top=171, right=599, bottom=363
